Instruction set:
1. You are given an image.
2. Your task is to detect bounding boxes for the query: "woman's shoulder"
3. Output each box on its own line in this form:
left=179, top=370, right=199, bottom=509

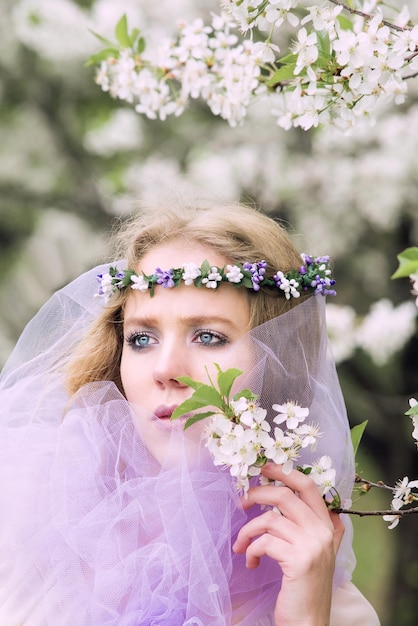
left=330, top=581, right=380, bottom=626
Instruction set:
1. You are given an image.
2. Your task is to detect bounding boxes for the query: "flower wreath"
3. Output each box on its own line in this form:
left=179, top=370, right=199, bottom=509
left=96, top=254, right=336, bottom=301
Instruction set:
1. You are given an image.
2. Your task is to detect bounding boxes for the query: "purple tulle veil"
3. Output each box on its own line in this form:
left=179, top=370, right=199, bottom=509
left=0, top=264, right=355, bottom=625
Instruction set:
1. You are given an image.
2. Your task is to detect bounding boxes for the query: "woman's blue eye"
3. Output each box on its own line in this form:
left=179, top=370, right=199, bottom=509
left=136, top=335, right=150, bottom=347
left=195, top=331, right=227, bottom=346
left=200, top=332, right=214, bottom=345
left=126, top=332, right=155, bottom=350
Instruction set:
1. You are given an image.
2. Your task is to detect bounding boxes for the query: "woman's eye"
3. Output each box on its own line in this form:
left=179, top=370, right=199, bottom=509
left=126, top=332, right=156, bottom=350
left=195, top=331, right=227, bottom=346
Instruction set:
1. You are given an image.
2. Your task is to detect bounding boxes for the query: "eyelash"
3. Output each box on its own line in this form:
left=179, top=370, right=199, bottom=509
left=124, top=329, right=228, bottom=351
left=193, top=329, right=228, bottom=347
left=125, top=331, right=156, bottom=351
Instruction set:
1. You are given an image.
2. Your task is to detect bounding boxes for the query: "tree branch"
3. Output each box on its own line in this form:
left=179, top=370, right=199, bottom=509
left=332, top=506, right=418, bottom=518
left=328, top=0, right=409, bottom=32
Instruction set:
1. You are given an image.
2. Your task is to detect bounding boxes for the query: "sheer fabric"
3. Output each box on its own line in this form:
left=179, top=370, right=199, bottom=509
left=0, top=265, right=356, bottom=625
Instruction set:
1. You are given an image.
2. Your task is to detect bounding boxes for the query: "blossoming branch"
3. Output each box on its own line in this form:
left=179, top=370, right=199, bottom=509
left=171, top=365, right=418, bottom=528
left=171, top=364, right=340, bottom=502
left=88, top=1, right=418, bottom=131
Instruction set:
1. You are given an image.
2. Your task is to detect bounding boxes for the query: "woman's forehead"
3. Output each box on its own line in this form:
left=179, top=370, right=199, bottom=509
left=137, top=239, right=230, bottom=274
left=123, top=276, right=251, bottom=333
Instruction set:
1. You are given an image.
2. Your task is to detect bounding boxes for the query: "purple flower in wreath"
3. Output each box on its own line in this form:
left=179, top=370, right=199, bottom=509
left=155, top=267, right=175, bottom=288
left=243, top=261, right=267, bottom=291
left=311, top=275, right=336, bottom=297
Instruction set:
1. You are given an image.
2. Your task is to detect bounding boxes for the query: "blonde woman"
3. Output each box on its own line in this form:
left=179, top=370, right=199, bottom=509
left=0, top=200, right=379, bottom=625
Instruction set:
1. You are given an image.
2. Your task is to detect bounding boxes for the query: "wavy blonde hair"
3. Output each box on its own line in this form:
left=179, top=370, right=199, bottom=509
left=66, top=199, right=304, bottom=396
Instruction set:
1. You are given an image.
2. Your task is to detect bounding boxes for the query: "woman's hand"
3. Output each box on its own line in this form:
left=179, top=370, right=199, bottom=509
left=232, top=463, right=345, bottom=626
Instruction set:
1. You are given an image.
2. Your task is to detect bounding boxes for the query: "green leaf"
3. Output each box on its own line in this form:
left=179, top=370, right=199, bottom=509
left=351, top=421, right=368, bottom=457
left=406, top=403, right=418, bottom=416
left=129, top=27, right=139, bottom=45
left=201, top=259, right=211, bottom=275
left=317, top=31, right=330, bottom=57
left=233, top=388, right=258, bottom=401
left=297, top=465, right=312, bottom=475
left=267, top=63, right=296, bottom=86
left=171, top=398, right=209, bottom=420
left=277, top=53, right=298, bottom=65
left=115, top=14, right=131, bottom=48
left=391, top=247, right=418, bottom=279
left=89, top=29, right=116, bottom=47
left=85, top=48, right=119, bottom=67
left=136, top=36, right=146, bottom=54
left=337, top=14, right=353, bottom=31
left=216, top=367, right=243, bottom=399
left=171, top=385, right=225, bottom=420
left=176, top=376, right=205, bottom=391
left=184, top=411, right=217, bottom=429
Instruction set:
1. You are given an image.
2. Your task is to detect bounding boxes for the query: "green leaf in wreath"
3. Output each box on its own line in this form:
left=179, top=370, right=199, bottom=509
left=201, top=259, right=211, bottom=275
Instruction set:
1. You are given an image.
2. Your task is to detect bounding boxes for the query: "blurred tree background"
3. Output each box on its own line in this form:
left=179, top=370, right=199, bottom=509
left=0, top=1, right=417, bottom=624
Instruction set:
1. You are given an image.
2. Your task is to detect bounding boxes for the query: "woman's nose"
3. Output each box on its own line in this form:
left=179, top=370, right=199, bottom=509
left=152, top=342, right=189, bottom=388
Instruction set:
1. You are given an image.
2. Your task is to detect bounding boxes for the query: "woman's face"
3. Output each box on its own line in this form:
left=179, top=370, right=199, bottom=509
left=120, top=241, right=252, bottom=459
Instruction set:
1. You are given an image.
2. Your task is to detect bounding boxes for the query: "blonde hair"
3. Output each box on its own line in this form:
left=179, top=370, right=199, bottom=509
left=66, top=199, right=304, bottom=396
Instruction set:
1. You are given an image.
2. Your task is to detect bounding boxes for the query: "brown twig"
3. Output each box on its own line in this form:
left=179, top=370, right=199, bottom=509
left=332, top=506, right=418, bottom=517
left=354, top=475, right=394, bottom=492
left=328, top=0, right=410, bottom=32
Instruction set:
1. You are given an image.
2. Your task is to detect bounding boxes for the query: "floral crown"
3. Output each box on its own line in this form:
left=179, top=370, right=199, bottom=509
left=96, top=254, right=336, bottom=301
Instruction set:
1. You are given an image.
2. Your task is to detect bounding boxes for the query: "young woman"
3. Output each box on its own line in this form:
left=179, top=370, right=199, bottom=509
left=0, top=200, right=380, bottom=625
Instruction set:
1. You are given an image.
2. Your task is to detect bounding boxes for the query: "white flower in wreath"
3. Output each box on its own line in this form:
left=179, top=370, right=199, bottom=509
left=130, top=275, right=149, bottom=292
left=182, top=262, right=201, bottom=285
left=202, top=267, right=222, bottom=289
left=226, top=264, right=244, bottom=284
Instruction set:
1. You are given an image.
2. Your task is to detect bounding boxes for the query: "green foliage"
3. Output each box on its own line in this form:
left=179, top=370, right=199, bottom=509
left=337, top=14, right=354, bottom=31
left=351, top=420, right=369, bottom=457
left=171, top=365, right=257, bottom=429
left=405, top=403, right=418, bottom=416
left=86, top=14, right=146, bottom=67
left=391, top=247, right=418, bottom=279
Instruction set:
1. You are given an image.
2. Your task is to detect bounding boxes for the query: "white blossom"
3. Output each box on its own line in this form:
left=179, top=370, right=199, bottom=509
left=355, top=299, right=417, bottom=366
left=409, top=399, right=418, bottom=447
left=272, top=401, right=309, bottom=429
left=410, top=272, right=418, bottom=307
left=383, top=498, right=403, bottom=529
left=305, top=455, right=336, bottom=496
left=90, top=1, right=418, bottom=131
left=326, top=304, right=357, bottom=363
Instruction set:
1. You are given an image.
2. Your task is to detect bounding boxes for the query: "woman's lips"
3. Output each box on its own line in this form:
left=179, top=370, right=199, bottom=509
left=154, top=405, right=179, bottom=420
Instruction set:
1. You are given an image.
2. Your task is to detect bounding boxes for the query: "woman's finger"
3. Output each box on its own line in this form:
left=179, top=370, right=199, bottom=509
left=241, top=464, right=332, bottom=526
left=233, top=508, right=297, bottom=554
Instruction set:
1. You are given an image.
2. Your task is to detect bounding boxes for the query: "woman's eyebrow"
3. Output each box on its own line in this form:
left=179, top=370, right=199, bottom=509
left=123, top=314, right=240, bottom=329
